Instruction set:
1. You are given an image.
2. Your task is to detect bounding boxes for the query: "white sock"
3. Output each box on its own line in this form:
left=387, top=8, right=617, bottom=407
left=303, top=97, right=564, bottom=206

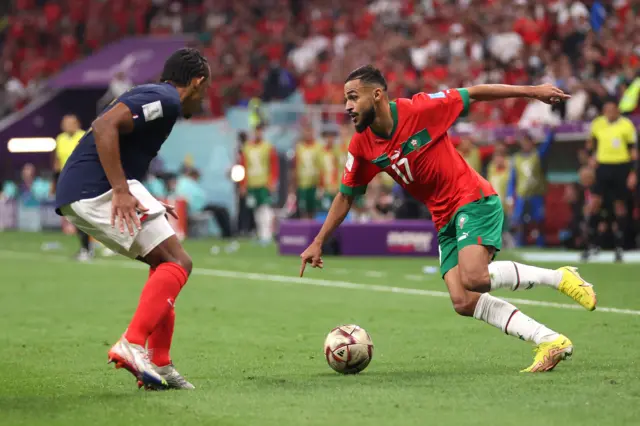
left=489, top=261, right=562, bottom=291
left=255, top=205, right=274, bottom=241
left=473, top=293, right=559, bottom=345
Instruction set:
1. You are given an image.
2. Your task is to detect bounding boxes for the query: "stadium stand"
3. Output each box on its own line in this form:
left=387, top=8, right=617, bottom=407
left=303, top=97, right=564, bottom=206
left=2, top=0, right=639, bottom=122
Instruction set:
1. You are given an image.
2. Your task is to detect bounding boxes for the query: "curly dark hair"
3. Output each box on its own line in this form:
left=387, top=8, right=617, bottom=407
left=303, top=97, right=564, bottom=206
left=345, top=64, right=387, bottom=91
left=160, top=48, right=209, bottom=87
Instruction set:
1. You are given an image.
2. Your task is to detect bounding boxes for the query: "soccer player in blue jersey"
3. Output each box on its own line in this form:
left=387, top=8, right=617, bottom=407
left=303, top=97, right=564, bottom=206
left=56, top=48, right=210, bottom=390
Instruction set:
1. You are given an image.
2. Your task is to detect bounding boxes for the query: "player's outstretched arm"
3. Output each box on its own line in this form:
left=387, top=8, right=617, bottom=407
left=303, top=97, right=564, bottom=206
left=299, top=192, right=353, bottom=276
left=93, top=103, right=147, bottom=235
left=466, top=83, right=570, bottom=105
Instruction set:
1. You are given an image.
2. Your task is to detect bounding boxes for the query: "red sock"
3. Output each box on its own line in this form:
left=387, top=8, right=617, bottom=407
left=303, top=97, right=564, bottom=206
left=124, top=263, right=187, bottom=346
left=144, top=266, right=176, bottom=366
left=148, top=307, right=175, bottom=367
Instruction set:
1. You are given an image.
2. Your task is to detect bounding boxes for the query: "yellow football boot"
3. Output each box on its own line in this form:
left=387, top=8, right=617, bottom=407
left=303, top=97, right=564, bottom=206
left=557, top=266, right=597, bottom=311
left=521, top=335, right=573, bottom=373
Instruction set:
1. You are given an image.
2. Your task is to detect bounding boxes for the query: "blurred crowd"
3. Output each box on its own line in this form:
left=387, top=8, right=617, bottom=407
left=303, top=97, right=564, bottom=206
left=3, top=0, right=640, bottom=122
left=2, top=111, right=638, bottom=249
left=0, top=0, right=202, bottom=116
left=2, top=0, right=639, bottom=249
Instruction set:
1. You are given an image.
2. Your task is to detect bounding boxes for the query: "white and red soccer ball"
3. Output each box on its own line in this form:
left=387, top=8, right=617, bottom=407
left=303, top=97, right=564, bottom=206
left=323, top=324, right=374, bottom=374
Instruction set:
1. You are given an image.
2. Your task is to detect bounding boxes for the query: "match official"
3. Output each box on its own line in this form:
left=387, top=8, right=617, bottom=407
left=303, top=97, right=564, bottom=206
left=584, top=99, right=638, bottom=262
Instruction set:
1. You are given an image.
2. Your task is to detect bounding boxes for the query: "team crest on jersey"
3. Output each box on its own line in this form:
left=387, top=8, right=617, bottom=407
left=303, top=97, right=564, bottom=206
left=411, top=139, right=418, bottom=148
left=458, top=214, right=469, bottom=230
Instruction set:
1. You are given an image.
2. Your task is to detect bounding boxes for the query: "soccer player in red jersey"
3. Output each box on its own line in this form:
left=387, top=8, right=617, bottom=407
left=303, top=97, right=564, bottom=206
left=300, top=65, right=597, bottom=372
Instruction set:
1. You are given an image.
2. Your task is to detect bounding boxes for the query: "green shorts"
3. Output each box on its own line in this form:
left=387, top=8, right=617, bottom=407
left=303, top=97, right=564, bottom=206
left=246, top=187, right=272, bottom=208
left=438, top=195, right=504, bottom=278
left=501, top=209, right=509, bottom=232
left=297, top=187, right=317, bottom=215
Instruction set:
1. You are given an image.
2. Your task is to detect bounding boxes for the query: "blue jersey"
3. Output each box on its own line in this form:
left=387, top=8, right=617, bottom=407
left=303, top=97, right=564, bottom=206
left=55, top=83, right=181, bottom=211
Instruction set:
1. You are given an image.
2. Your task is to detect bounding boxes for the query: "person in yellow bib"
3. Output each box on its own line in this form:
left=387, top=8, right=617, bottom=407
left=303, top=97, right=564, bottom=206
left=457, top=136, right=483, bottom=174
left=584, top=100, right=638, bottom=262
left=487, top=142, right=511, bottom=233
left=53, top=114, right=92, bottom=261
left=506, top=130, right=554, bottom=247
left=239, top=124, right=279, bottom=243
left=337, top=122, right=366, bottom=213
left=319, top=129, right=340, bottom=212
left=292, top=126, right=322, bottom=218
left=54, top=114, right=85, bottom=186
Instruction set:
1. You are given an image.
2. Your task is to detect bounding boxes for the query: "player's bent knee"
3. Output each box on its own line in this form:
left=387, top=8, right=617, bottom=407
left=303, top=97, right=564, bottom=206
left=174, top=253, right=193, bottom=276
left=459, top=270, right=491, bottom=293
left=450, top=295, right=476, bottom=317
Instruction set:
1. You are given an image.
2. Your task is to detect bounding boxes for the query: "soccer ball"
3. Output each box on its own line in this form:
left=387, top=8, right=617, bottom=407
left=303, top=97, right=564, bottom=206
left=323, top=324, right=374, bottom=374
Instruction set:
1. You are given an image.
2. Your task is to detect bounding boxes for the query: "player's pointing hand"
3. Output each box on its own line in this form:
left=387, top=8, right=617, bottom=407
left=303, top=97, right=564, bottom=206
left=532, top=83, right=571, bottom=105
left=111, top=190, right=148, bottom=236
left=300, top=240, right=324, bottom=277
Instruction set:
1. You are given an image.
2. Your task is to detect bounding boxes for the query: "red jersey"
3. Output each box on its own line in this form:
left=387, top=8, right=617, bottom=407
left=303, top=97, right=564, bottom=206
left=340, top=88, right=496, bottom=230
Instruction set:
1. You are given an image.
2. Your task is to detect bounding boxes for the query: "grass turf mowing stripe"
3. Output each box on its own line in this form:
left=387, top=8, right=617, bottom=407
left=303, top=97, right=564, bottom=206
left=2, top=249, right=640, bottom=316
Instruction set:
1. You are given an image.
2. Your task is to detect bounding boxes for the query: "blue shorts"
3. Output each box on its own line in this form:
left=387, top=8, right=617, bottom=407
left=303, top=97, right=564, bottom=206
left=512, top=195, right=545, bottom=225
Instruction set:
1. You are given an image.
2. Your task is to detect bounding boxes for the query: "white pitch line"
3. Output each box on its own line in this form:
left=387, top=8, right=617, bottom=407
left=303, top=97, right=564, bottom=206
left=188, top=268, right=640, bottom=316
left=404, top=274, right=425, bottom=281
left=2, top=250, right=640, bottom=316
left=365, top=271, right=386, bottom=278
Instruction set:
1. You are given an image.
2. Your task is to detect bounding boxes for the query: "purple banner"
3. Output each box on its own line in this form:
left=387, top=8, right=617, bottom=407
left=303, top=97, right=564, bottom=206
left=48, top=36, right=189, bottom=89
left=278, top=219, right=438, bottom=257
left=278, top=220, right=322, bottom=253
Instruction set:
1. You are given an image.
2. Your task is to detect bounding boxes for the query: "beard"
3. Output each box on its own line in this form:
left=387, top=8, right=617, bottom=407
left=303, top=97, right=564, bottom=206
left=182, top=98, right=204, bottom=119
left=354, top=105, right=376, bottom=133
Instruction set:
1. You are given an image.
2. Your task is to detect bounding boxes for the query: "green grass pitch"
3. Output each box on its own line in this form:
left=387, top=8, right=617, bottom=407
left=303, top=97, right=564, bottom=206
left=1, top=231, right=639, bottom=425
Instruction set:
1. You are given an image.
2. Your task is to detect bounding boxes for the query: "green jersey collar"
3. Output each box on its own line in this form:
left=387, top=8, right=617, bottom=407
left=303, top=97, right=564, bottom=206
left=371, top=101, right=398, bottom=140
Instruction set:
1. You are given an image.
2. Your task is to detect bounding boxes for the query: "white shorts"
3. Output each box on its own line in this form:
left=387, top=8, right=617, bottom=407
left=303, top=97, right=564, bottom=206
left=60, top=180, right=175, bottom=259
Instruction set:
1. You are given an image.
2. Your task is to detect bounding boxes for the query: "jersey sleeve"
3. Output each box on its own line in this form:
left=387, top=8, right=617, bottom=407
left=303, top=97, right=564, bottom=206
left=339, top=140, right=379, bottom=196
left=119, top=88, right=181, bottom=131
left=410, top=88, right=470, bottom=132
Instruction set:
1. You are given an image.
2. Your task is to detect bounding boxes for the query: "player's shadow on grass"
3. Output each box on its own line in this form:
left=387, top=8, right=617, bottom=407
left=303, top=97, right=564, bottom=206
left=246, top=370, right=439, bottom=387
left=315, top=370, right=439, bottom=380
left=0, top=392, right=138, bottom=415
left=311, top=365, right=519, bottom=380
